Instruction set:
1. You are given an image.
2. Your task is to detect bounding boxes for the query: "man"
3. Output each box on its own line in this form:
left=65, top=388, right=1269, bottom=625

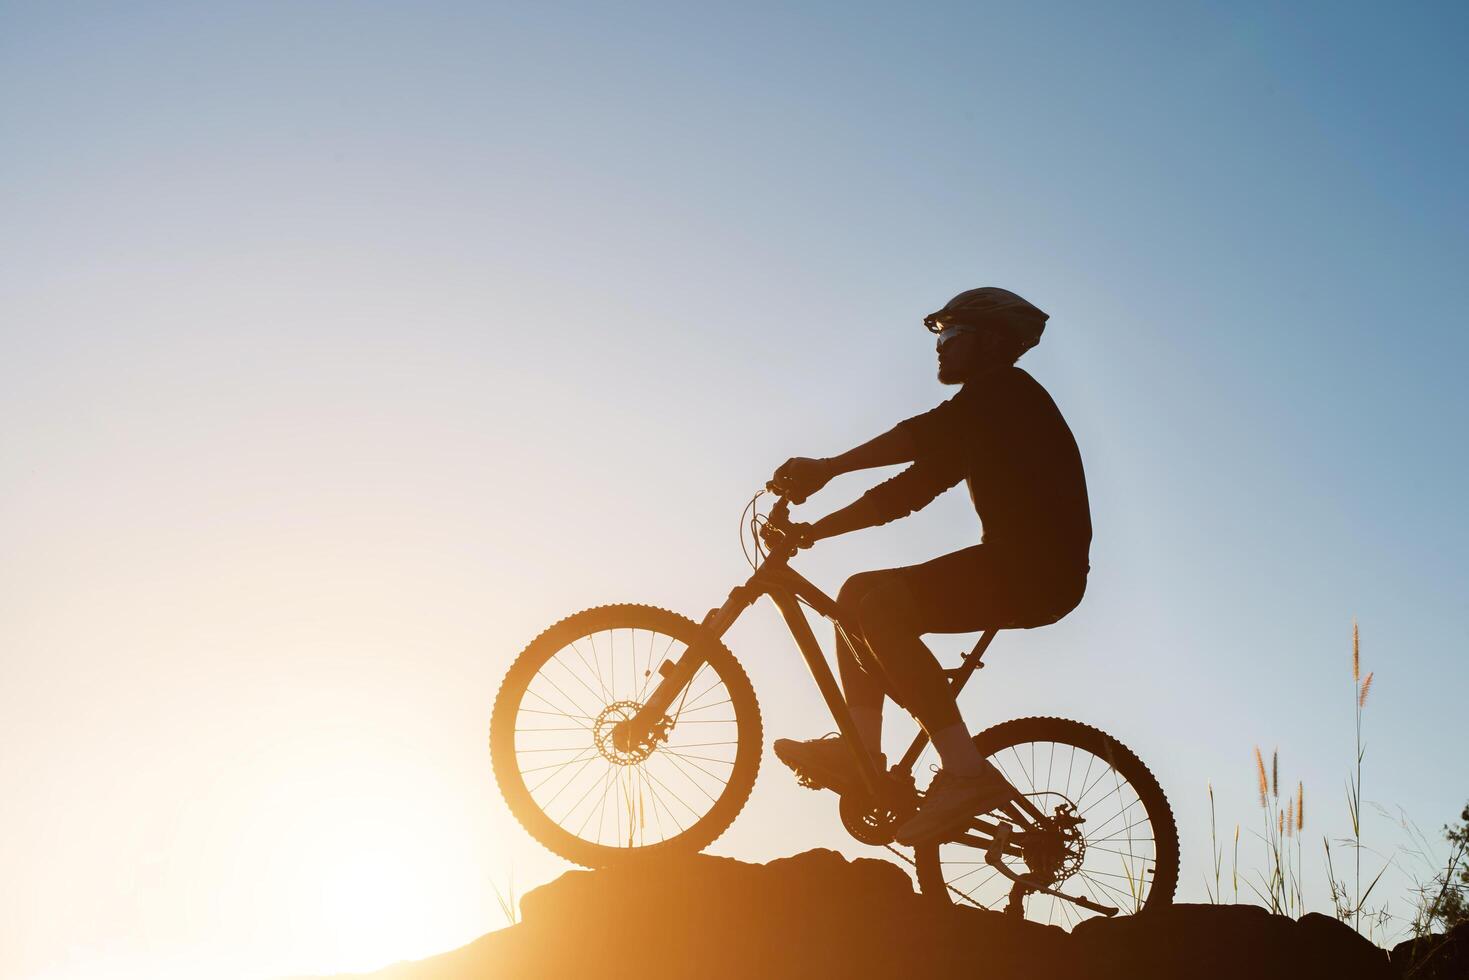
left=770, top=286, right=1091, bottom=844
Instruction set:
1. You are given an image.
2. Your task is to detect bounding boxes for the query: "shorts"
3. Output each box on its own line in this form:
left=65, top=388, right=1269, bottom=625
left=846, top=544, right=1088, bottom=635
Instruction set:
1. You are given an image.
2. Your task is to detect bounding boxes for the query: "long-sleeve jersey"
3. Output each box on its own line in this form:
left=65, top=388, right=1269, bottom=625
left=857, top=367, right=1092, bottom=571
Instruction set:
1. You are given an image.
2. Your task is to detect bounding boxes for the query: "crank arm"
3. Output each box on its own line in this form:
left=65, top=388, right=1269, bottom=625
left=984, top=823, right=1118, bottom=917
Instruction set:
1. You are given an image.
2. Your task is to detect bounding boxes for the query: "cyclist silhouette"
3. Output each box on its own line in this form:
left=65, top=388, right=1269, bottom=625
left=771, top=286, right=1091, bottom=844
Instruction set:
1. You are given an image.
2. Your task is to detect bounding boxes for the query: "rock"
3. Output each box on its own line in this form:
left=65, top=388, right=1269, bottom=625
left=1389, top=920, right=1469, bottom=979
left=1295, top=913, right=1391, bottom=979
left=316, top=850, right=1398, bottom=979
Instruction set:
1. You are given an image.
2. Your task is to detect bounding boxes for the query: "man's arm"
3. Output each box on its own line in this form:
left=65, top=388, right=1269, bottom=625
left=806, top=453, right=962, bottom=542
left=825, top=423, right=920, bottom=476
left=772, top=424, right=919, bottom=501
left=806, top=494, right=884, bottom=541
left=773, top=391, right=969, bottom=542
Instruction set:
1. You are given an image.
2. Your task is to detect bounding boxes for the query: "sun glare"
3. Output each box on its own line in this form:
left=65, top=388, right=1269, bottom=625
left=259, top=770, right=490, bottom=977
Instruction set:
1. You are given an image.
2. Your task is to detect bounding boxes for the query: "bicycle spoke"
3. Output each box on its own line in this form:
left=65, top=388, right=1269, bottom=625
left=661, top=745, right=731, bottom=788
left=678, top=678, right=727, bottom=713
left=576, top=766, right=619, bottom=840
left=515, top=745, right=595, bottom=754
left=528, top=673, right=597, bottom=723
left=1077, top=866, right=1153, bottom=883
left=1088, top=844, right=1157, bottom=859
left=516, top=707, right=596, bottom=724
left=639, top=760, right=704, bottom=821
left=659, top=751, right=721, bottom=804
left=628, top=630, right=637, bottom=707
left=680, top=698, right=733, bottom=714
left=560, top=761, right=617, bottom=829
left=534, top=752, right=601, bottom=806
left=1084, top=802, right=1148, bottom=841
left=1079, top=780, right=1139, bottom=821
left=947, top=863, right=1002, bottom=888
left=521, top=747, right=599, bottom=779
left=641, top=765, right=668, bottom=840
left=1009, top=746, right=1039, bottom=796
left=588, top=632, right=609, bottom=701
left=661, top=750, right=736, bottom=767
left=948, top=867, right=1005, bottom=909
left=1076, top=869, right=1137, bottom=908
left=672, top=662, right=709, bottom=718
left=522, top=686, right=591, bottom=724
left=636, top=634, right=678, bottom=703
left=636, top=760, right=676, bottom=829
left=559, top=643, right=610, bottom=706
left=1073, top=760, right=1116, bottom=814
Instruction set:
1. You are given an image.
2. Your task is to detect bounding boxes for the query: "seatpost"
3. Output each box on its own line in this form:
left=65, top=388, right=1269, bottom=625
left=947, top=629, right=998, bottom=695
left=895, top=630, right=998, bottom=774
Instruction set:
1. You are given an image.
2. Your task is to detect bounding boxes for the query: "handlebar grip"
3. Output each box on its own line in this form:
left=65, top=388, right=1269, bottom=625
left=765, top=480, right=806, bottom=505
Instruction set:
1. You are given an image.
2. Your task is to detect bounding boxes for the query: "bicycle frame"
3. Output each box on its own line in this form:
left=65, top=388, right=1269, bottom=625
left=611, top=494, right=1087, bottom=895
left=626, top=532, right=1002, bottom=805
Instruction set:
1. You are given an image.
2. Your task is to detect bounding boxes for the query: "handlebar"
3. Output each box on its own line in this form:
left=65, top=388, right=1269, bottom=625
left=758, top=484, right=807, bottom=555
left=764, top=480, right=806, bottom=507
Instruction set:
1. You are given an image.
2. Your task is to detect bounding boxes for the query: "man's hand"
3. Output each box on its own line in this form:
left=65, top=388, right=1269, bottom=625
left=771, top=456, right=835, bottom=501
left=759, top=519, right=814, bottom=553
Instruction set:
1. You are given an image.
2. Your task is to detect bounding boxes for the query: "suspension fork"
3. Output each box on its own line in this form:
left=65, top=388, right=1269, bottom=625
left=619, top=581, right=762, bottom=742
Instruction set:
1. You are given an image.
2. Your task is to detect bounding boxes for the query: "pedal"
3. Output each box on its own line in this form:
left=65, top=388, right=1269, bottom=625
left=791, top=767, right=825, bottom=792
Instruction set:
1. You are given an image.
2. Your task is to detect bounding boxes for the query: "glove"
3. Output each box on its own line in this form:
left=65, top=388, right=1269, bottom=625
left=789, top=521, right=815, bottom=549
left=771, top=457, right=835, bottom=501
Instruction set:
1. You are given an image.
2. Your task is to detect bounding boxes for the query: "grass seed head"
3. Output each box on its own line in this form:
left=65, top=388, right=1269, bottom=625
left=1352, top=619, right=1360, bottom=682
left=1254, top=746, right=1268, bottom=808
left=1358, top=671, right=1374, bottom=708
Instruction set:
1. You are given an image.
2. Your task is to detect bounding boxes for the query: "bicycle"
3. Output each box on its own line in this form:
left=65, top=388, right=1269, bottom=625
left=489, top=485, right=1179, bottom=925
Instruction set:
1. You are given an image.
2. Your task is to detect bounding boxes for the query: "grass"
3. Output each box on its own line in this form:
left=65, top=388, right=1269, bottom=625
left=1204, top=619, right=1412, bottom=941
left=490, top=870, right=521, bottom=927
left=1323, top=619, right=1392, bottom=938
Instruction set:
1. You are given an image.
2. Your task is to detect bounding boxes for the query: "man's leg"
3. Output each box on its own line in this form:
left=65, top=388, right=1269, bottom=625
left=848, top=547, right=1031, bottom=842
left=853, top=577, right=986, bottom=777
left=771, top=573, right=892, bottom=792
left=834, top=574, right=890, bottom=757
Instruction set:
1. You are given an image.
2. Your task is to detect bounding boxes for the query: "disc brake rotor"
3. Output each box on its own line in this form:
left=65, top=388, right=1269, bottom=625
left=593, top=700, right=669, bottom=765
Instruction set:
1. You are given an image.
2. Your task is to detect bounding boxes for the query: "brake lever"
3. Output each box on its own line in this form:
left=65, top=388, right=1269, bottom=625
left=765, top=480, right=806, bottom=506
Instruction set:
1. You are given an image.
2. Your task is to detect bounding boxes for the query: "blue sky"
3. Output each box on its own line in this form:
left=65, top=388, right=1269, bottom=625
left=2, top=2, right=1466, bottom=976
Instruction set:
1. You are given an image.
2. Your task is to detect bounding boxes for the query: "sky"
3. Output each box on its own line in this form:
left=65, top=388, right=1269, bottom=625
left=2, top=1, right=1467, bottom=977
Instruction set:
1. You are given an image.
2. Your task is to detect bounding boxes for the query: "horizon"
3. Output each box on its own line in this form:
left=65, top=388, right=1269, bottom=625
left=3, top=2, right=1467, bottom=978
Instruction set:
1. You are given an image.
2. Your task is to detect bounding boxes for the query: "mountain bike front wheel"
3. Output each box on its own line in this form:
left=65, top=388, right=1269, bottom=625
left=914, top=716, right=1178, bottom=926
left=490, top=604, right=762, bottom=868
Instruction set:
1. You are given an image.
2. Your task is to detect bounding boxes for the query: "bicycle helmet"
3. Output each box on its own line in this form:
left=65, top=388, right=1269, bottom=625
left=923, top=287, right=1049, bottom=355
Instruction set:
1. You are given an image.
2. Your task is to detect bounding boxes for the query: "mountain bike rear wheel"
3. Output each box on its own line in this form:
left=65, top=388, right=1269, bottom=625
left=913, top=716, right=1178, bottom=926
left=490, top=604, right=762, bottom=868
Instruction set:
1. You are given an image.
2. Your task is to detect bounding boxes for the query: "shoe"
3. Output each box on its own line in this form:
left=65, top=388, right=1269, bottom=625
left=773, top=732, right=885, bottom=795
left=894, top=764, right=1017, bottom=845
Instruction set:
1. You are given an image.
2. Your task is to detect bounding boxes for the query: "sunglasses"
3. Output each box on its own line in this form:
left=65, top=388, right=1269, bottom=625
left=935, top=323, right=980, bottom=348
